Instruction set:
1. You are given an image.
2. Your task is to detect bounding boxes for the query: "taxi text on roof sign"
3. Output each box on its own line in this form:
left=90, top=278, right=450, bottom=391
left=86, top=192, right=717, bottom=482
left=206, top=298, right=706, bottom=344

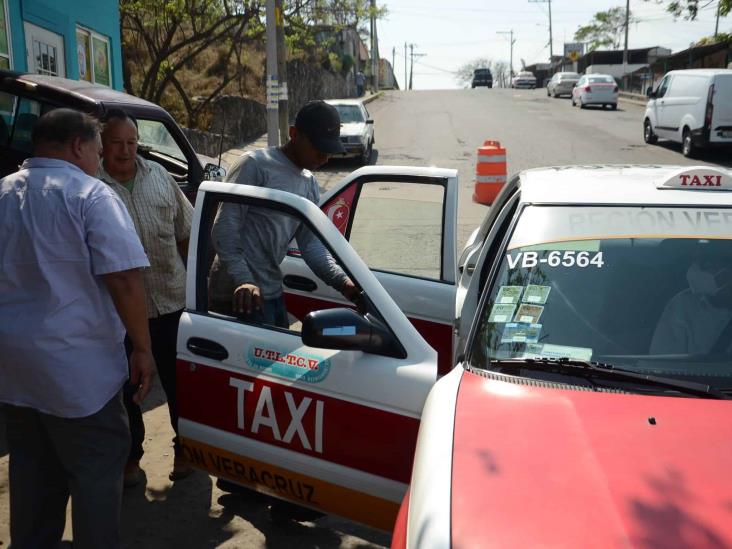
left=657, top=167, right=732, bottom=191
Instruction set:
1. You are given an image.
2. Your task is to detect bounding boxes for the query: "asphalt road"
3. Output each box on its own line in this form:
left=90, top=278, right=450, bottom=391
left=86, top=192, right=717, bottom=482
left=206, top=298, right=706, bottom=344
left=1, top=87, right=730, bottom=549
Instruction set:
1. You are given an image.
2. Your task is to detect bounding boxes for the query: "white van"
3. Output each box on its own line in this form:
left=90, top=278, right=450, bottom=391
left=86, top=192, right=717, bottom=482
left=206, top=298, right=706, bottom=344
left=643, top=69, right=732, bottom=157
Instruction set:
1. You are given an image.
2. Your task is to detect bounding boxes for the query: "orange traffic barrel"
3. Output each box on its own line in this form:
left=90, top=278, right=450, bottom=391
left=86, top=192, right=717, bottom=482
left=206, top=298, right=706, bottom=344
left=473, top=140, right=506, bottom=205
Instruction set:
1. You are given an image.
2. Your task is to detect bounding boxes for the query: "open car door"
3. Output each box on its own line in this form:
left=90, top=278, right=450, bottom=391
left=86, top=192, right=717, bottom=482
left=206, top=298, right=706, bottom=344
left=177, top=181, right=438, bottom=531
left=282, top=166, right=458, bottom=375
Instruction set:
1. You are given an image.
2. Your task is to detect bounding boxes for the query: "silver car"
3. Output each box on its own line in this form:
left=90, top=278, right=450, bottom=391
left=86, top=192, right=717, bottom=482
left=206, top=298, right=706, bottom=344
left=547, top=71, right=580, bottom=98
left=326, top=99, right=375, bottom=165
left=571, top=74, right=619, bottom=110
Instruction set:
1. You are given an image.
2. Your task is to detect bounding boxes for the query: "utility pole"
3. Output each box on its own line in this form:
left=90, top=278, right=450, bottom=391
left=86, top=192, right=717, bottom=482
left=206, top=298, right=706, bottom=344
left=265, top=0, right=278, bottom=146
left=528, top=0, right=553, bottom=62
left=714, top=1, right=721, bottom=38
left=622, top=0, right=630, bottom=90
left=409, top=43, right=414, bottom=90
left=404, top=42, right=407, bottom=90
left=408, top=44, right=426, bottom=90
left=370, top=0, right=379, bottom=92
left=275, top=0, right=288, bottom=144
left=497, top=30, right=516, bottom=81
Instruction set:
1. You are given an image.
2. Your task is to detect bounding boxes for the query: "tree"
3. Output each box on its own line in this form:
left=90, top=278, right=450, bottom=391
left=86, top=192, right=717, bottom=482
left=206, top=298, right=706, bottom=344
left=454, top=58, right=494, bottom=87
left=574, top=6, right=635, bottom=51
left=121, top=0, right=265, bottom=127
left=284, top=1, right=387, bottom=68
left=695, top=31, right=732, bottom=44
left=649, top=0, right=730, bottom=19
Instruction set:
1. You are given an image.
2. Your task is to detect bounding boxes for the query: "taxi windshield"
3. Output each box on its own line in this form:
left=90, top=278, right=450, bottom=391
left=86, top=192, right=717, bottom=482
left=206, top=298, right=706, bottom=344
left=470, top=205, right=732, bottom=389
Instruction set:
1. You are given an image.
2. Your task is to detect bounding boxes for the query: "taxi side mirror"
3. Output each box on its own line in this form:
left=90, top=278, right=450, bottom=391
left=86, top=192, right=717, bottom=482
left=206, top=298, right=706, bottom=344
left=302, top=308, right=406, bottom=359
left=647, top=88, right=656, bottom=98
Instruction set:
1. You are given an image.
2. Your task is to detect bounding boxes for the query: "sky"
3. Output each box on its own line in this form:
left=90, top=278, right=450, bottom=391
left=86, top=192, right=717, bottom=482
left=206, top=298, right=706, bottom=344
left=377, top=0, right=730, bottom=89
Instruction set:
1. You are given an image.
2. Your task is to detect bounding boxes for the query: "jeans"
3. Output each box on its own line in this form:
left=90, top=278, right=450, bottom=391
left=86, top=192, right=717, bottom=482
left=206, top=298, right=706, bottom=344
left=6, top=392, right=129, bottom=549
left=124, top=309, right=184, bottom=462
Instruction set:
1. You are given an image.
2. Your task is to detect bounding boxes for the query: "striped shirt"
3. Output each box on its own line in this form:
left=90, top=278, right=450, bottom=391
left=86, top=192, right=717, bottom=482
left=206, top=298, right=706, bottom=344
left=98, top=157, right=193, bottom=317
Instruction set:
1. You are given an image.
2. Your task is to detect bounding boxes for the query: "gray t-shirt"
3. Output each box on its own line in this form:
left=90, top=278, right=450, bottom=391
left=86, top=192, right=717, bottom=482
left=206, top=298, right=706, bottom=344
left=209, top=147, right=348, bottom=300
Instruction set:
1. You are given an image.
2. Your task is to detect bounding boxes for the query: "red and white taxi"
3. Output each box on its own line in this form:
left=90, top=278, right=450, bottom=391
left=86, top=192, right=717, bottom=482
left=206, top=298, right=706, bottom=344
left=178, top=166, right=457, bottom=529
left=395, top=165, right=732, bottom=547
left=177, top=163, right=732, bottom=546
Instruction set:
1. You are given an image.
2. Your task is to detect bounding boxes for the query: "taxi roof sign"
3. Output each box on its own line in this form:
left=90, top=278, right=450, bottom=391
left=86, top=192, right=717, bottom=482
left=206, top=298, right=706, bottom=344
left=657, top=167, right=732, bottom=191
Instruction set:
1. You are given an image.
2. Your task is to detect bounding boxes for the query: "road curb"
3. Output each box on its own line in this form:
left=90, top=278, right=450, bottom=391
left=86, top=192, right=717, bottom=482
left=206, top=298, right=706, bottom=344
left=362, top=91, right=384, bottom=105
left=619, top=96, right=648, bottom=107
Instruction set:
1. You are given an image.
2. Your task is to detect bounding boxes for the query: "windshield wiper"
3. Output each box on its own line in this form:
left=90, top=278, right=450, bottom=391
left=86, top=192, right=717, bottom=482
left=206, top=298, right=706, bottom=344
left=488, top=357, right=730, bottom=400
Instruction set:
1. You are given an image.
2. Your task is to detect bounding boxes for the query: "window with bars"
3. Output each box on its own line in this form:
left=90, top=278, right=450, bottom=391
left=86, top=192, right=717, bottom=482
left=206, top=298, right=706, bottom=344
left=32, top=39, right=59, bottom=76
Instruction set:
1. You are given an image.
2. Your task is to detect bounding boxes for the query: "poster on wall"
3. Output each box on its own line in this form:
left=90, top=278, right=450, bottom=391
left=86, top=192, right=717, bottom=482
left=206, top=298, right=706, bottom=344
left=92, top=36, right=110, bottom=86
left=76, top=31, right=91, bottom=82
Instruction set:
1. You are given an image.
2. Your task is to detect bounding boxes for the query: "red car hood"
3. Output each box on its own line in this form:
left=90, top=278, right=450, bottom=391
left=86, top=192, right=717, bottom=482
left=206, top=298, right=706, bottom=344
left=451, top=370, right=732, bottom=548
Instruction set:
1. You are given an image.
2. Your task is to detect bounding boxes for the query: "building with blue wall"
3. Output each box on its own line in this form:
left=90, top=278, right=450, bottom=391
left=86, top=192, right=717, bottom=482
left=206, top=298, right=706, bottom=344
left=1, top=0, right=123, bottom=90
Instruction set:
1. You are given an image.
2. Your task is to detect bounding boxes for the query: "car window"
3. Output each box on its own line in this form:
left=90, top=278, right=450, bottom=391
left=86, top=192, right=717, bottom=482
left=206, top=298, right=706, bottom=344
left=348, top=181, right=446, bottom=281
left=137, top=118, right=186, bottom=162
left=577, top=77, right=585, bottom=86
left=0, top=91, right=15, bottom=145
left=333, top=105, right=365, bottom=124
left=10, top=96, right=50, bottom=153
left=656, top=75, right=671, bottom=98
left=588, top=76, right=615, bottom=84
left=197, top=192, right=366, bottom=335
left=469, top=205, right=732, bottom=389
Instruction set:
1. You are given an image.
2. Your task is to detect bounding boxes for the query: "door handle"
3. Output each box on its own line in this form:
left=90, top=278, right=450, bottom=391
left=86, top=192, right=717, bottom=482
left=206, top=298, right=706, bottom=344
left=186, top=337, right=228, bottom=361
left=283, top=275, right=317, bottom=292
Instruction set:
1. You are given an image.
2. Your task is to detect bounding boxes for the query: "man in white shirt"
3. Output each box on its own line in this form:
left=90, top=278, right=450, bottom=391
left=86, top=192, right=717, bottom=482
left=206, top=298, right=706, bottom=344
left=0, top=108, right=153, bottom=549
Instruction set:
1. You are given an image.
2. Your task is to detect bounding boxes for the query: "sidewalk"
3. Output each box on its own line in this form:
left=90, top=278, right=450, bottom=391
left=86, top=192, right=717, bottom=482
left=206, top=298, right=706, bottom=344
left=221, top=91, right=384, bottom=168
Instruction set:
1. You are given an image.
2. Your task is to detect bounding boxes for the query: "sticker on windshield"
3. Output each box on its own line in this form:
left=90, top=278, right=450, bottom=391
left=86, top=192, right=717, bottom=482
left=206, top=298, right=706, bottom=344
left=496, top=286, right=524, bottom=304
left=523, top=285, right=551, bottom=304
left=524, top=343, right=593, bottom=361
left=514, top=304, right=544, bottom=324
left=245, top=345, right=332, bottom=383
left=500, top=322, right=542, bottom=343
left=488, top=303, right=516, bottom=323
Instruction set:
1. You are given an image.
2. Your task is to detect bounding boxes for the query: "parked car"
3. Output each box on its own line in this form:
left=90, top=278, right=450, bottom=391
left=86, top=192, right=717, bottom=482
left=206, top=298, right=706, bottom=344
left=643, top=68, right=732, bottom=158
left=0, top=70, right=226, bottom=196
left=571, top=74, right=619, bottom=109
left=471, top=68, right=493, bottom=88
left=511, top=71, right=537, bottom=89
left=547, top=71, right=580, bottom=97
left=325, top=99, right=375, bottom=165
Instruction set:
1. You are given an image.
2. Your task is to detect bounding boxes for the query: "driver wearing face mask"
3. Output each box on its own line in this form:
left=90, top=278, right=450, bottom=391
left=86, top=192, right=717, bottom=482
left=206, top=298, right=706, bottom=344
left=650, top=250, right=732, bottom=354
